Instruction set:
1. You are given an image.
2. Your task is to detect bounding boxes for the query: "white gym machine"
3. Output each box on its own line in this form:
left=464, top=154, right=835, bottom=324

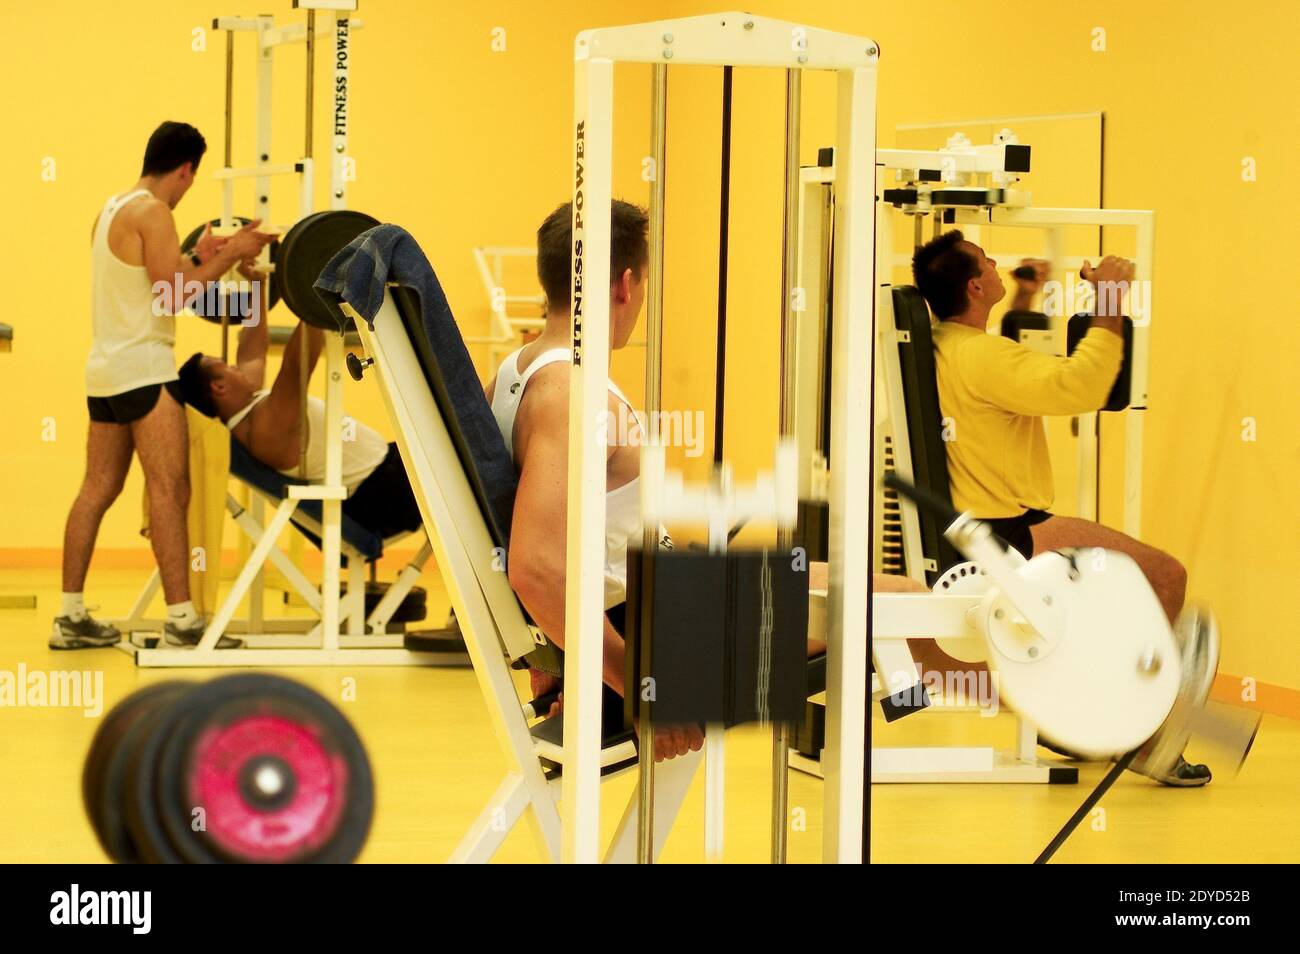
left=567, top=12, right=877, bottom=863
left=786, top=131, right=1158, bottom=782
left=118, top=1, right=443, bottom=667
left=466, top=246, right=547, bottom=370
left=332, top=12, right=1226, bottom=864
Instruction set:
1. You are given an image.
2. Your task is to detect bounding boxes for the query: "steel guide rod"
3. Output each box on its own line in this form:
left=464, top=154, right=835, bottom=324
left=222, top=27, right=236, bottom=362
left=636, top=62, right=668, bottom=865
left=772, top=66, right=802, bottom=865
left=299, top=9, right=316, bottom=481
left=702, top=63, right=736, bottom=864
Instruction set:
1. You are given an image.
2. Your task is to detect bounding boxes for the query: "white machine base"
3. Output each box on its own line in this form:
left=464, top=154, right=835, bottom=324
left=115, top=634, right=467, bottom=668
left=790, top=746, right=1075, bottom=783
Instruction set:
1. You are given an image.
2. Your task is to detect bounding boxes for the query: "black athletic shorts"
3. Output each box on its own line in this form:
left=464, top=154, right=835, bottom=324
left=87, top=380, right=183, bottom=424
left=983, top=508, right=1052, bottom=559
left=342, top=442, right=424, bottom=540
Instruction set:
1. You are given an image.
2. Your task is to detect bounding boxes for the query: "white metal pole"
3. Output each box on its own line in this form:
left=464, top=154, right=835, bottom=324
left=1076, top=412, right=1099, bottom=521
left=1125, top=213, right=1154, bottom=537
left=321, top=334, right=344, bottom=650
left=222, top=26, right=235, bottom=229
left=823, top=63, right=876, bottom=864
left=562, top=54, right=613, bottom=864
left=331, top=13, right=351, bottom=210
left=255, top=16, right=274, bottom=226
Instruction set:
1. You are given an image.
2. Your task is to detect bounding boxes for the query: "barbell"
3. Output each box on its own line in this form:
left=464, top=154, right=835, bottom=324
left=180, top=210, right=380, bottom=331
left=83, top=673, right=373, bottom=864
left=179, top=216, right=282, bottom=322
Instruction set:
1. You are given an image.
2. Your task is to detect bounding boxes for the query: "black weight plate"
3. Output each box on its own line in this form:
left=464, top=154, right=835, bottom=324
left=179, top=216, right=282, bottom=322
left=277, top=210, right=380, bottom=331
left=153, top=673, right=374, bottom=864
left=83, top=681, right=192, bottom=863
left=122, top=687, right=204, bottom=864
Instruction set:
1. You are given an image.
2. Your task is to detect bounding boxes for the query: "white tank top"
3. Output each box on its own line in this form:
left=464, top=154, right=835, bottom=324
left=85, top=190, right=178, bottom=397
left=491, top=346, right=655, bottom=609
left=227, top=391, right=390, bottom=494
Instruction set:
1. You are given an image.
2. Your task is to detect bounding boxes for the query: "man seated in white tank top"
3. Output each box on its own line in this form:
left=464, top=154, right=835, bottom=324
left=53, top=121, right=273, bottom=651
left=487, top=202, right=941, bottom=764
left=177, top=316, right=424, bottom=543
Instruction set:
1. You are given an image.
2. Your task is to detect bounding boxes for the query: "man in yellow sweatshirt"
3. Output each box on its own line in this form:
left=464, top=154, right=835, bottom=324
left=913, top=230, right=1208, bottom=786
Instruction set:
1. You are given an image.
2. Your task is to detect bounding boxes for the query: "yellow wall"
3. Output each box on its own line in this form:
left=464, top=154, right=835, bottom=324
left=3, top=0, right=655, bottom=552
left=652, top=0, right=1300, bottom=687
left=4, top=0, right=1297, bottom=686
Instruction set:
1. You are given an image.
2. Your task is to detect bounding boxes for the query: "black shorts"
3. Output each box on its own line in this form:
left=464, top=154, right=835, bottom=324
left=87, top=380, right=183, bottom=424
left=342, top=443, right=424, bottom=540
left=983, top=508, right=1052, bottom=559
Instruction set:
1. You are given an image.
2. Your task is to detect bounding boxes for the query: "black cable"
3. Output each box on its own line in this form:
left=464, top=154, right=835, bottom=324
left=713, top=66, right=733, bottom=465
left=1035, top=749, right=1137, bottom=863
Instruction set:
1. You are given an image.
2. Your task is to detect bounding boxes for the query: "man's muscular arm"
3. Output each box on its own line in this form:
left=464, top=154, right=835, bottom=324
left=234, top=302, right=271, bottom=390
left=250, top=322, right=325, bottom=468
left=138, top=202, right=270, bottom=314
left=507, top=367, right=628, bottom=697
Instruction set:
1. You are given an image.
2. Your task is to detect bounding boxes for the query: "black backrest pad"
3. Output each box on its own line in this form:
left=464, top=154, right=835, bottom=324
left=388, top=285, right=516, bottom=552
left=892, top=286, right=961, bottom=581
left=388, top=283, right=564, bottom=673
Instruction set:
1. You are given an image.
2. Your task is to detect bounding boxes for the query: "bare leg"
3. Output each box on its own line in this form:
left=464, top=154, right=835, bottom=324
left=62, top=422, right=134, bottom=593
left=1030, top=515, right=1187, bottom=624
left=131, top=387, right=191, bottom=604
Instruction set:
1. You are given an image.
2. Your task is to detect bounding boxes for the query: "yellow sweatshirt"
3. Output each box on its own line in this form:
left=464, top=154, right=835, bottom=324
left=931, top=321, right=1123, bottom=518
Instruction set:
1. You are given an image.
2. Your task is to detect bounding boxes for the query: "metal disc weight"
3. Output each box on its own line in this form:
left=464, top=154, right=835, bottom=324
left=83, top=681, right=193, bottom=863
left=180, top=216, right=282, bottom=322
left=151, top=673, right=374, bottom=864
left=276, top=210, right=380, bottom=331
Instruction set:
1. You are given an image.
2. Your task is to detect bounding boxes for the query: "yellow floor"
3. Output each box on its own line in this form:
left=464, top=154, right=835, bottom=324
left=1, top=568, right=1295, bottom=864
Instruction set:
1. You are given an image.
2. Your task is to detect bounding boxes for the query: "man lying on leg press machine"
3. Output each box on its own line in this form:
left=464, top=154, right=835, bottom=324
left=912, top=230, right=1210, bottom=785
left=176, top=312, right=424, bottom=542
left=487, top=200, right=929, bottom=763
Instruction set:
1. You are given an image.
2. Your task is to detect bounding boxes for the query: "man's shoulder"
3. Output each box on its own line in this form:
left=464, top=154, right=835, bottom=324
left=119, top=196, right=171, bottom=231
left=516, top=363, right=569, bottom=418
left=935, top=322, right=1011, bottom=356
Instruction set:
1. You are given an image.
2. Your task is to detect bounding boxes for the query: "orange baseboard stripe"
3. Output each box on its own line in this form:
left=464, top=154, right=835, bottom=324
left=1212, top=674, right=1300, bottom=721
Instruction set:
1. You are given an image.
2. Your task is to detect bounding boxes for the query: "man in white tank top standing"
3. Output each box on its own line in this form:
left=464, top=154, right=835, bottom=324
left=53, top=121, right=271, bottom=649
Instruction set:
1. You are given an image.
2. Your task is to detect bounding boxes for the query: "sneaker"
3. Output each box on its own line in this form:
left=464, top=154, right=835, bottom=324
left=1149, top=754, right=1212, bottom=787
left=50, top=615, right=121, bottom=650
left=1130, top=605, right=1218, bottom=786
left=163, top=617, right=244, bottom=649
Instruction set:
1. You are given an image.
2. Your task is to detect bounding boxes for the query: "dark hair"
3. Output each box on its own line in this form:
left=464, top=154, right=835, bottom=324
left=142, top=121, right=207, bottom=177
left=912, top=230, right=981, bottom=319
left=177, top=352, right=218, bottom=418
left=536, top=200, right=649, bottom=311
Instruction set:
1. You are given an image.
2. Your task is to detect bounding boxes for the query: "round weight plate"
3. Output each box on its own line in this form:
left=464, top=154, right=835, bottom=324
left=277, top=210, right=380, bottom=331
left=987, top=550, right=1181, bottom=759
left=154, top=673, right=373, bottom=864
left=1134, top=603, right=1222, bottom=778
left=179, top=216, right=282, bottom=322
left=122, top=685, right=205, bottom=864
left=84, top=681, right=192, bottom=863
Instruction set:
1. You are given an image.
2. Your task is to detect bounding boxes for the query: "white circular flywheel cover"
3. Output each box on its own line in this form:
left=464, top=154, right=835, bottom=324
left=985, top=549, right=1181, bottom=758
left=930, top=559, right=1023, bottom=663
